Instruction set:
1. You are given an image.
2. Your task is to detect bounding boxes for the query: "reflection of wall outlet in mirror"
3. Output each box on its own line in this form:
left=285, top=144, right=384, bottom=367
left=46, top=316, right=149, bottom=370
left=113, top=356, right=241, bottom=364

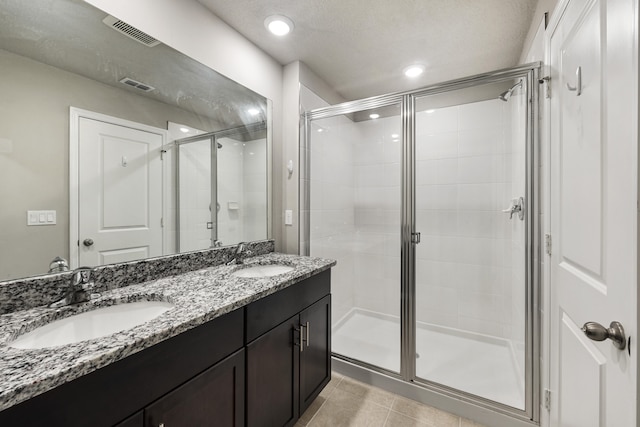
left=285, top=210, right=293, bottom=226
left=27, top=210, right=56, bottom=226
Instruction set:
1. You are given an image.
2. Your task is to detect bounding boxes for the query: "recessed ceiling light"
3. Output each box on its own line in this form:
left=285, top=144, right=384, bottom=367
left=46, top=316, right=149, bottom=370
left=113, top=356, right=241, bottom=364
left=391, top=133, right=399, bottom=138
left=369, top=113, right=380, bottom=119
left=403, top=64, right=425, bottom=78
left=180, top=127, right=190, bottom=133
left=248, top=108, right=260, bottom=116
left=425, top=109, right=435, bottom=114
left=264, top=15, right=294, bottom=36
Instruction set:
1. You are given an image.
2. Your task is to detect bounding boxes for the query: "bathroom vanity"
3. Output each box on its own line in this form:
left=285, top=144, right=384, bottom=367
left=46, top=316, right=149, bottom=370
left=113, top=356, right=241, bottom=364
left=0, top=247, right=334, bottom=426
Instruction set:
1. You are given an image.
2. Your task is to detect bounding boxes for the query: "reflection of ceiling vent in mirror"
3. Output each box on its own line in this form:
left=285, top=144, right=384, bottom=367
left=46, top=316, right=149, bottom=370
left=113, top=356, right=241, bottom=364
left=119, top=77, right=155, bottom=92
left=102, top=15, right=161, bottom=47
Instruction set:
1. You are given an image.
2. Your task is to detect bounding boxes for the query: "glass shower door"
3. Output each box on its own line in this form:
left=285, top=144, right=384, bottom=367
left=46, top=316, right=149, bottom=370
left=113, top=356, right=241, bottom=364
left=413, top=80, right=528, bottom=409
left=307, top=104, right=403, bottom=373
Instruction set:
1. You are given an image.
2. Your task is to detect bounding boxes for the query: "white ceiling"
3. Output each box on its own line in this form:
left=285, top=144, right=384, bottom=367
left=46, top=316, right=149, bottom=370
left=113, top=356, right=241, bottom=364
left=198, top=0, right=539, bottom=101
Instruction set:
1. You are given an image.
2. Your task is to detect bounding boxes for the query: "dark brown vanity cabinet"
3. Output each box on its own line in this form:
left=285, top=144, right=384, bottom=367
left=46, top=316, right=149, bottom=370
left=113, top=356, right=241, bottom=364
left=246, top=271, right=331, bottom=427
left=0, top=269, right=331, bottom=427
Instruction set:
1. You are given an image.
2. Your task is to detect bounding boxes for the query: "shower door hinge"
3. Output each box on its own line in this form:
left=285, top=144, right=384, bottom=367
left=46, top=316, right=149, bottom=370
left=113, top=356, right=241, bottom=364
left=411, top=232, right=421, bottom=244
left=545, top=233, right=552, bottom=256
left=160, top=217, right=164, bottom=228
left=544, top=388, right=551, bottom=411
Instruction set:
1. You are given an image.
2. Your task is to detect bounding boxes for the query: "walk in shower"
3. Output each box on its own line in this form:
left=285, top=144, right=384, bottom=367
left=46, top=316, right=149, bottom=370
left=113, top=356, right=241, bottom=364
left=301, top=64, right=539, bottom=423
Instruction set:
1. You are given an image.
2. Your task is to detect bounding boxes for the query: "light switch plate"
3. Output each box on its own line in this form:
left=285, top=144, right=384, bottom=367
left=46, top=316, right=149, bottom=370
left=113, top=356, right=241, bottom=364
left=27, top=210, right=56, bottom=226
left=285, top=209, right=293, bottom=226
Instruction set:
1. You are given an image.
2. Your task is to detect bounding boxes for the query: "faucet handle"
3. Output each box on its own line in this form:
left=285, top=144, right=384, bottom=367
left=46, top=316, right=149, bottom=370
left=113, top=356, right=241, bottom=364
left=71, top=267, right=93, bottom=286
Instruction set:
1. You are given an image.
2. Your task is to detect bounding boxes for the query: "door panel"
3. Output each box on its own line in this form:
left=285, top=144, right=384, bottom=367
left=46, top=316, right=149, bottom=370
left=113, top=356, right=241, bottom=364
left=549, top=0, right=637, bottom=425
left=78, top=117, right=163, bottom=267
left=559, top=313, right=605, bottom=427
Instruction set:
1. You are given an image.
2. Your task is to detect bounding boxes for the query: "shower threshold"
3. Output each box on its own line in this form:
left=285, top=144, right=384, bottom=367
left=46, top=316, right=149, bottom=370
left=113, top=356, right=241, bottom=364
left=332, top=308, right=525, bottom=409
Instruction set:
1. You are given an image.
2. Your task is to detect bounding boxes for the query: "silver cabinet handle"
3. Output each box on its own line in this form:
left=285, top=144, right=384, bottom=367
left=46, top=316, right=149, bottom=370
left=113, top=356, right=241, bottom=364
left=502, top=197, right=524, bottom=220
left=581, top=321, right=626, bottom=350
left=305, top=321, right=310, bottom=348
left=295, top=325, right=304, bottom=352
left=566, top=66, right=582, bottom=96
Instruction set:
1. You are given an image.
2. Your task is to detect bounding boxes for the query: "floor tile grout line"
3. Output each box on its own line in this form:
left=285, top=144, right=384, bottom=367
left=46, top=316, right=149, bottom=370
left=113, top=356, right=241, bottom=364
left=305, top=376, right=343, bottom=426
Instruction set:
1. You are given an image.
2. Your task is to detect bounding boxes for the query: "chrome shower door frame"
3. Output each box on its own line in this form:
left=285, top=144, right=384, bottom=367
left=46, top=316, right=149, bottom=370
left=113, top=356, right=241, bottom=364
left=302, top=62, right=541, bottom=424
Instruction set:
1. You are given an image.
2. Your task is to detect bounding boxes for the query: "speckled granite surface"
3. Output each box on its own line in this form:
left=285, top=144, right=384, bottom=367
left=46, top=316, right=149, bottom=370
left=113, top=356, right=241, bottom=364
left=0, top=240, right=274, bottom=314
left=0, top=252, right=335, bottom=412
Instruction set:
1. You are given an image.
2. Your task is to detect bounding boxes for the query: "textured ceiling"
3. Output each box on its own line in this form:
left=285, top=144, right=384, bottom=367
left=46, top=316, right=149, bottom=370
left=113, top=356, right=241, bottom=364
left=198, top=0, right=539, bottom=101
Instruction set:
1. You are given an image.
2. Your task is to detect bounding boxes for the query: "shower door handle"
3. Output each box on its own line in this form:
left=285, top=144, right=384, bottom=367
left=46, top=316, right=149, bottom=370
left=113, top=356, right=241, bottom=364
left=502, top=197, right=524, bottom=220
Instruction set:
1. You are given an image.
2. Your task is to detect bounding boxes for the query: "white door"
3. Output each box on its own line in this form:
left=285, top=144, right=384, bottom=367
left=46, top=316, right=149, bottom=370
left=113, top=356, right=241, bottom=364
left=77, top=117, right=164, bottom=267
left=548, top=0, right=637, bottom=426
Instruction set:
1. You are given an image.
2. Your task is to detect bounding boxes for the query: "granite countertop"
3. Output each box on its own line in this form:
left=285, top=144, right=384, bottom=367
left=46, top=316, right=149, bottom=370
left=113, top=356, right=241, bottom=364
left=0, top=253, right=335, bottom=412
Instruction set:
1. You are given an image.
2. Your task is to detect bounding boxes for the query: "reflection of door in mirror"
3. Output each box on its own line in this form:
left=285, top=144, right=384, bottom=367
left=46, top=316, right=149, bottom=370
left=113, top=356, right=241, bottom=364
left=72, top=109, right=166, bottom=269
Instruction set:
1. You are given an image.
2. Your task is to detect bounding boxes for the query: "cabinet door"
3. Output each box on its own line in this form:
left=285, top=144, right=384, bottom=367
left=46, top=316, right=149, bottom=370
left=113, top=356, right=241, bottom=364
left=145, top=349, right=244, bottom=427
left=246, top=315, right=300, bottom=427
left=299, top=295, right=331, bottom=413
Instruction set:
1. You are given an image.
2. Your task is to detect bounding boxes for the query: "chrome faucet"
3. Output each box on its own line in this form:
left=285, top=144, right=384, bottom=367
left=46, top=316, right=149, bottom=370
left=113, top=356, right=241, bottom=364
left=225, top=242, right=253, bottom=265
left=49, top=267, right=99, bottom=308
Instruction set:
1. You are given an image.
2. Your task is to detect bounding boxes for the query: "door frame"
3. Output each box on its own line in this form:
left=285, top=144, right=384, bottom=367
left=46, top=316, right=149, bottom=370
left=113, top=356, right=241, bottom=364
left=69, top=107, right=168, bottom=269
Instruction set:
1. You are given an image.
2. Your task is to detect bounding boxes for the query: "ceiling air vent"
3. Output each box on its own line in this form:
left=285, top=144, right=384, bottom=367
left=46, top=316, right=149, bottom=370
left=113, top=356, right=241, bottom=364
left=119, top=77, right=155, bottom=92
left=102, top=15, right=161, bottom=47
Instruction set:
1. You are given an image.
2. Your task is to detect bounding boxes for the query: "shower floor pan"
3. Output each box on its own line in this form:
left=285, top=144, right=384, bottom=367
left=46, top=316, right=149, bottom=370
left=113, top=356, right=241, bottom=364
left=332, top=308, right=524, bottom=409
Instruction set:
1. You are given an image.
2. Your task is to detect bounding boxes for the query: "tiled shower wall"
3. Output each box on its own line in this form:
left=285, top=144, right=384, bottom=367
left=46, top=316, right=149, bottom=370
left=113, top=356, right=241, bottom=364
left=305, top=85, right=526, bottom=342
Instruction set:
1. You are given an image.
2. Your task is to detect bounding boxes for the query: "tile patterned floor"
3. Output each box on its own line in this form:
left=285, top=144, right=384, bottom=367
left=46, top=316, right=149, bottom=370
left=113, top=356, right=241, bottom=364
left=295, top=372, right=490, bottom=427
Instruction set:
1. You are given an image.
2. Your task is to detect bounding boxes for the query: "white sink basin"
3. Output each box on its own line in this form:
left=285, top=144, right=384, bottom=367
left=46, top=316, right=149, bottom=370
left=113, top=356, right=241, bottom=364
left=9, top=301, right=174, bottom=350
left=231, top=264, right=294, bottom=278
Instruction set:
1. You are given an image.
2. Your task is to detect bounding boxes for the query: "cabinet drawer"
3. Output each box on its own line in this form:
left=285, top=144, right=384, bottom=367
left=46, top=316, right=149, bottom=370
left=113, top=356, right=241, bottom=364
left=245, top=270, right=330, bottom=343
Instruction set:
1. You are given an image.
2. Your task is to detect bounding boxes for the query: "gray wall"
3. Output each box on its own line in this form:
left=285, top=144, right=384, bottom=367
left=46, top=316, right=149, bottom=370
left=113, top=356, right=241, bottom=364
left=0, top=49, right=221, bottom=280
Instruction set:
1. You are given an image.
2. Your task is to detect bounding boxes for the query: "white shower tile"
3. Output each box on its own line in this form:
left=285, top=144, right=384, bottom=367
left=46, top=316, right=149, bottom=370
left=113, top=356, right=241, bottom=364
left=458, top=100, right=503, bottom=131
left=458, top=128, right=507, bottom=158
left=458, top=154, right=513, bottom=184
left=384, top=162, right=402, bottom=187
left=356, top=164, right=385, bottom=187
left=416, top=158, right=458, bottom=185
left=457, top=183, right=511, bottom=211
left=418, top=106, right=458, bottom=133
left=416, top=210, right=458, bottom=236
left=415, top=284, right=458, bottom=315
left=416, top=259, right=459, bottom=288
left=416, top=235, right=459, bottom=262
left=416, top=131, right=458, bottom=160
left=456, top=263, right=510, bottom=295
left=416, top=184, right=458, bottom=210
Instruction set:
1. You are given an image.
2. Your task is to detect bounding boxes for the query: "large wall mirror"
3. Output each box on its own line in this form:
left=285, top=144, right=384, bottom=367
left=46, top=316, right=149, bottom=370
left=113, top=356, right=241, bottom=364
left=0, top=0, right=271, bottom=281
